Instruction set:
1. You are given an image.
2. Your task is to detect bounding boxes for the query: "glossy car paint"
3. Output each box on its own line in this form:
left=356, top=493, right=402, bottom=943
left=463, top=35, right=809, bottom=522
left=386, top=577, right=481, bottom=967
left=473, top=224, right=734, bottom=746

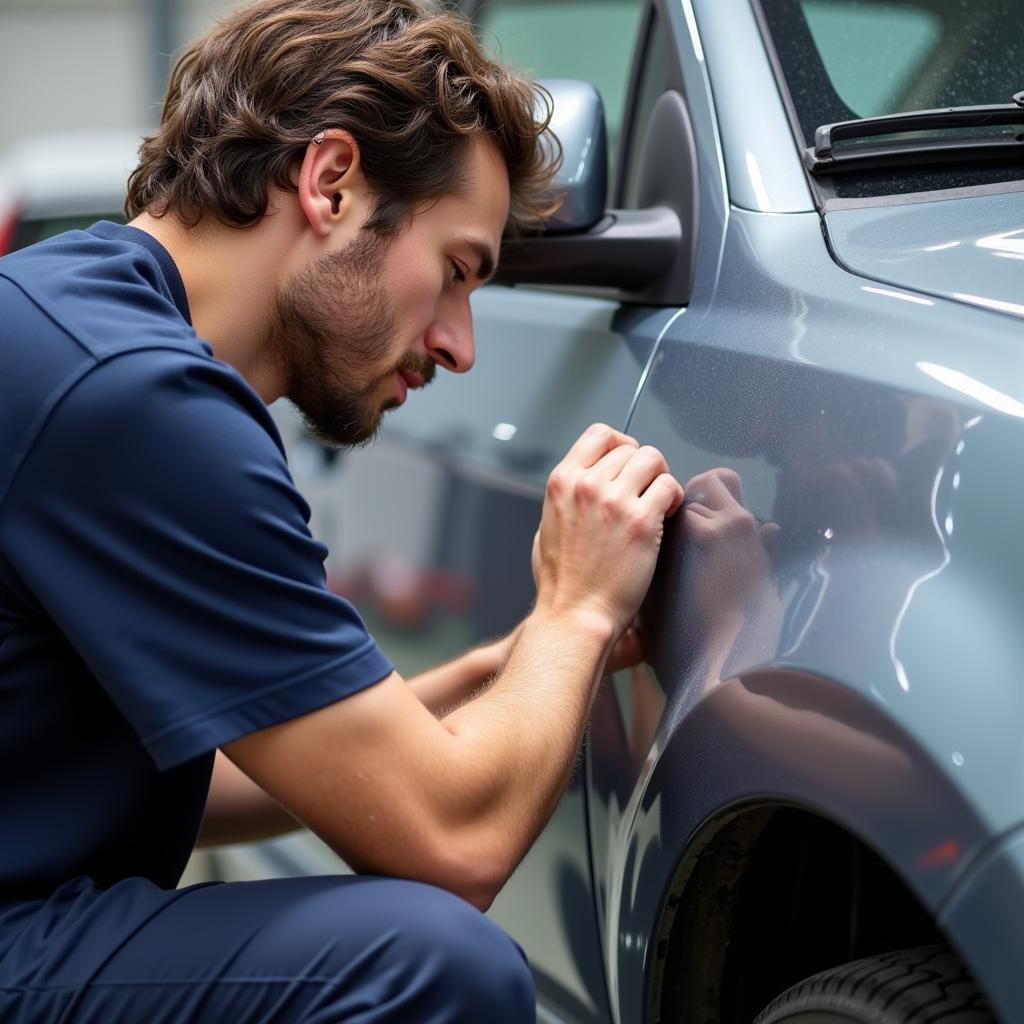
left=223, top=0, right=1024, bottom=1020
left=599, top=204, right=1024, bottom=1022
left=689, top=0, right=812, bottom=214
left=940, top=825, right=1024, bottom=1013
left=825, top=190, right=1024, bottom=321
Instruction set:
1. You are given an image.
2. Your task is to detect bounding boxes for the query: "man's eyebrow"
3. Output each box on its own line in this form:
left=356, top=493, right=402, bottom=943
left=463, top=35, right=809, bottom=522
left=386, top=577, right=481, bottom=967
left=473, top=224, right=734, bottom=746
left=459, top=237, right=497, bottom=282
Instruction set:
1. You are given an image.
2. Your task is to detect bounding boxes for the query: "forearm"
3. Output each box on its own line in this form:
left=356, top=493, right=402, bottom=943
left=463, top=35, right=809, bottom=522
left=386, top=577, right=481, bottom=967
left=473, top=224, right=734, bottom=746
left=197, top=750, right=300, bottom=847
left=406, top=632, right=515, bottom=716
left=437, top=608, right=614, bottom=878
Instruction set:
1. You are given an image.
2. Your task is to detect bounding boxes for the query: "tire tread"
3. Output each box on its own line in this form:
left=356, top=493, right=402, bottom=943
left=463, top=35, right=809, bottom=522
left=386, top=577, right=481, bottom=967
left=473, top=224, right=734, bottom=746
left=753, top=944, right=995, bottom=1024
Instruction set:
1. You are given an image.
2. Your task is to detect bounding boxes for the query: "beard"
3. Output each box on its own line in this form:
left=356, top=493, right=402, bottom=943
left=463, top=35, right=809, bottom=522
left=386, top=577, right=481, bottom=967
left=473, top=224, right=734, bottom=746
left=269, top=228, right=435, bottom=447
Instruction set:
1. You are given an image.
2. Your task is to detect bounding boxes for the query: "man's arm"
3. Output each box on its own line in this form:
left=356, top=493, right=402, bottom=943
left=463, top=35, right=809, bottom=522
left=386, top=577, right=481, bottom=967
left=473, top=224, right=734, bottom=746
left=406, top=633, right=515, bottom=716
left=224, top=424, right=683, bottom=910
left=198, top=751, right=300, bottom=847
left=198, top=640, right=514, bottom=846
left=201, top=628, right=649, bottom=846
left=200, top=625, right=646, bottom=845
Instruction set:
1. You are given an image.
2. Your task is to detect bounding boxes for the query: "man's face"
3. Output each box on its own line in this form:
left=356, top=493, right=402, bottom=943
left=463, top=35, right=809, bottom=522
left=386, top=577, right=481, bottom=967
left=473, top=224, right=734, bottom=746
left=271, top=137, right=510, bottom=447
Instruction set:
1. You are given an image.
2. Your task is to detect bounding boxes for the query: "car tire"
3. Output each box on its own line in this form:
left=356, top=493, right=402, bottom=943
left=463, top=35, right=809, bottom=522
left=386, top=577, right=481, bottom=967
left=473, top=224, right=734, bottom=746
left=752, top=944, right=994, bottom=1023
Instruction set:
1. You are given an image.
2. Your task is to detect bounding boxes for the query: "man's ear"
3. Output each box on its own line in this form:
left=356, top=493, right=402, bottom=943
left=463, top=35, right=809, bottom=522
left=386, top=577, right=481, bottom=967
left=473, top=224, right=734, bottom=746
left=297, top=129, right=368, bottom=237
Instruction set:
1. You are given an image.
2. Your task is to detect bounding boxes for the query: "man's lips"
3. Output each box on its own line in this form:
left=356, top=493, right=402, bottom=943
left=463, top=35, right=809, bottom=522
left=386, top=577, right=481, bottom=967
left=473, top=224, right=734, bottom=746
left=398, top=369, right=424, bottom=390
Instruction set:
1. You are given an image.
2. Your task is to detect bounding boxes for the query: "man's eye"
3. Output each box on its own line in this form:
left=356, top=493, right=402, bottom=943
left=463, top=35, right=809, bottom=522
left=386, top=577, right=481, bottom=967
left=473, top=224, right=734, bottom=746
left=450, top=260, right=467, bottom=284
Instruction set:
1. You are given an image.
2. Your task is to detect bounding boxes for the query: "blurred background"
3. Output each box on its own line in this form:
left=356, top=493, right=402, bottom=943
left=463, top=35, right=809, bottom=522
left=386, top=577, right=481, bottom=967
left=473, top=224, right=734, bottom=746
left=0, top=0, right=241, bottom=251
left=1, top=0, right=233, bottom=144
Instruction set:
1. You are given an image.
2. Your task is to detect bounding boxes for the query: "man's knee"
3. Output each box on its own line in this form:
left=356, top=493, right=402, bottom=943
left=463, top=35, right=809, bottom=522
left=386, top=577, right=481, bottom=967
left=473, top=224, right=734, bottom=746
left=386, top=882, right=535, bottom=1022
left=170, top=876, right=535, bottom=1022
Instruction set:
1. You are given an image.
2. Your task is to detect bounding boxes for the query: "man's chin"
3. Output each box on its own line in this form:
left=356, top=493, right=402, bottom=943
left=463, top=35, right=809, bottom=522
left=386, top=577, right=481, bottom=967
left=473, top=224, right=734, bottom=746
left=297, top=409, right=384, bottom=450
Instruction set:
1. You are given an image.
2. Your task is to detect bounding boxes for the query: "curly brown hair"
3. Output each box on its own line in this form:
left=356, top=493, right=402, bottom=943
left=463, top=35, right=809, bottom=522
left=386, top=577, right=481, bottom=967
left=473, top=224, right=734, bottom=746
left=126, top=0, right=561, bottom=236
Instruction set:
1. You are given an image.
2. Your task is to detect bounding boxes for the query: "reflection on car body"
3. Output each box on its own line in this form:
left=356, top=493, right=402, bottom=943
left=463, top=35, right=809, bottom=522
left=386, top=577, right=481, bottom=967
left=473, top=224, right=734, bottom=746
left=217, top=0, right=1024, bottom=1021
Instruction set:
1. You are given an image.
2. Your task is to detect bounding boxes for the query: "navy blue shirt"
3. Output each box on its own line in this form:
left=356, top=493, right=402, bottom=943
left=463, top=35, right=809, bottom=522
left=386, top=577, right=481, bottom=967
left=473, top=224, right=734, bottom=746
left=0, top=222, right=393, bottom=901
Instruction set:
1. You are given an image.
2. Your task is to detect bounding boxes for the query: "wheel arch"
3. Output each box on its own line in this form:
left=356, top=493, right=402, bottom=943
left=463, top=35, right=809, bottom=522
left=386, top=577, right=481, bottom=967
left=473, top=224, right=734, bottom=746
left=595, top=666, right=996, bottom=1024
left=646, top=800, right=960, bottom=1023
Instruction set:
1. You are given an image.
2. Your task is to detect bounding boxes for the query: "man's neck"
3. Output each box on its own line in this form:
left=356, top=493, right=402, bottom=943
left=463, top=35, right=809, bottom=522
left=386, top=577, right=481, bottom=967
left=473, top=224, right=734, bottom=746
left=128, top=209, right=295, bottom=403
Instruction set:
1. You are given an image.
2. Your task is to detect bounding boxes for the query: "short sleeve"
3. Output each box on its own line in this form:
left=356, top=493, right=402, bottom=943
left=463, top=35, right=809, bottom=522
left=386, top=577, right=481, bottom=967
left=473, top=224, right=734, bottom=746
left=2, top=348, right=393, bottom=769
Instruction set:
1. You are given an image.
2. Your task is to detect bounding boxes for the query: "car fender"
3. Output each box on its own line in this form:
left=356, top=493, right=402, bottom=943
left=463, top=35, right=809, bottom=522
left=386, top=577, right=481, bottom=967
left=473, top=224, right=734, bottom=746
left=592, top=656, right=1004, bottom=1024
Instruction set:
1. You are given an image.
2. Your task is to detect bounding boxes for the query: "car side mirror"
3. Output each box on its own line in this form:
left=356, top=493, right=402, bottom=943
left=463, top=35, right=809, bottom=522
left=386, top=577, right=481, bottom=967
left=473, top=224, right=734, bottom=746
left=496, top=79, right=694, bottom=306
left=541, top=80, right=608, bottom=233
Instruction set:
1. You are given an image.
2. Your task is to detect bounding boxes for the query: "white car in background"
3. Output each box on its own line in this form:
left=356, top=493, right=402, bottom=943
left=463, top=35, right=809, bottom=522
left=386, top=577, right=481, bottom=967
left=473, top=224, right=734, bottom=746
left=0, top=131, right=141, bottom=256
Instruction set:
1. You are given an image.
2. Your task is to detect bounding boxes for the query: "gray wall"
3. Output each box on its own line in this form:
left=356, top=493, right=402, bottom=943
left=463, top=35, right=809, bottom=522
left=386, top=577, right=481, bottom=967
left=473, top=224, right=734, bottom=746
left=0, top=0, right=238, bottom=148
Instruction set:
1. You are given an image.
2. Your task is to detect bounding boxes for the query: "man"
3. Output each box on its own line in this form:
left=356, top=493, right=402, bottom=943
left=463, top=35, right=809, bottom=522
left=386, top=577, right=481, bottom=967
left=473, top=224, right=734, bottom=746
left=0, top=0, right=684, bottom=1019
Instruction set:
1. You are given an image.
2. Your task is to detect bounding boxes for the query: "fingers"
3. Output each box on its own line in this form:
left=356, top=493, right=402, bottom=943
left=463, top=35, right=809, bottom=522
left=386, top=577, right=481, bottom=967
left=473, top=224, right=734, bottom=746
left=587, top=443, right=641, bottom=482
left=685, top=468, right=744, bottom=512
left=562, top=423, right=638, bottom=470
left=611, top=446, right=685, bottom=518
left=646, top=473, right=686, bottom=517
left=614, top=445, right=670, bottom=495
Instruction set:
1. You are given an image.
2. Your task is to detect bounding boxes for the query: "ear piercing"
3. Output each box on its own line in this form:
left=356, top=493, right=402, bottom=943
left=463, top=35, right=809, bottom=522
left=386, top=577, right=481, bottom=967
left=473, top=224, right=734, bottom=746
left=313, top=131, right=325, bottom=145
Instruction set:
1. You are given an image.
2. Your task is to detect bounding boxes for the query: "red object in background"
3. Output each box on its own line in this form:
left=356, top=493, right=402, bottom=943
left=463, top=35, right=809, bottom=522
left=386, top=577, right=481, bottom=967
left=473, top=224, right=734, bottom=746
left=328, top=559, right=476, bottom=632
left=0, top=207, right=21, bottom=257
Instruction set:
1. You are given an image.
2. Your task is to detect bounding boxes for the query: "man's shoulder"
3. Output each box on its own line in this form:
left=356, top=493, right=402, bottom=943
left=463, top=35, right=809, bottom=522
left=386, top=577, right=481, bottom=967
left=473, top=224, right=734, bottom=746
left=0, top=222, right=202, bottom=364
left=0, top=229, right=280, bottom=512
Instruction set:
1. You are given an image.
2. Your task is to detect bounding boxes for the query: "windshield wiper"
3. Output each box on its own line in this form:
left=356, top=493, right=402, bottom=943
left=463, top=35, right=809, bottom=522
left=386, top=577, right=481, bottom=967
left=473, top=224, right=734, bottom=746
left=805, top=93, right=1024, bottom=174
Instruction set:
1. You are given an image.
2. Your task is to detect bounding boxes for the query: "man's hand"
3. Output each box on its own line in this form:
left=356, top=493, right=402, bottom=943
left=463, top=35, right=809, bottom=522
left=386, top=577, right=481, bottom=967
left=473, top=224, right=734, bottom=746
left=532, top=423, right=684, bottom=636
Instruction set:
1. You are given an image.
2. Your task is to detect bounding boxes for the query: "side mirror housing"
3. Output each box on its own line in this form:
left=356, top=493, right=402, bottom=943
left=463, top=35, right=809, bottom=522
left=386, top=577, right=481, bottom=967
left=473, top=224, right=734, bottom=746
left=541, top=79, right=608, bottom=233
left=498, top=80, right=694, bottom=306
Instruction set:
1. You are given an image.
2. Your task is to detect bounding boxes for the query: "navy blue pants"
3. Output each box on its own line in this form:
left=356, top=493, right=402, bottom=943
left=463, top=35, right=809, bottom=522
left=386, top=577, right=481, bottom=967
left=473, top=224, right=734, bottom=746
left=0, top=874, right=535, bottom=1022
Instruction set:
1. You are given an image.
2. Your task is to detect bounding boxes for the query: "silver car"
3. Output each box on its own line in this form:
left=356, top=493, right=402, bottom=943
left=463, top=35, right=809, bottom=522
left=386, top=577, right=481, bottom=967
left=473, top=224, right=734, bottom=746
left=217, top=1, right=1024, bottom=1021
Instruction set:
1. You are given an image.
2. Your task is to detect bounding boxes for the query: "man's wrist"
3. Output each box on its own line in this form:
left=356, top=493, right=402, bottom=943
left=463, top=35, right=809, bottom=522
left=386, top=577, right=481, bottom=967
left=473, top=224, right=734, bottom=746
left=526, top=603, right=618, bottom=653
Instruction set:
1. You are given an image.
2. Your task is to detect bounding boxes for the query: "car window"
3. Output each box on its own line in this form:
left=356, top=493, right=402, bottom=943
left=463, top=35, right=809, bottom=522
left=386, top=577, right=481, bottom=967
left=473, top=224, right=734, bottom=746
left=475, top=0, right=645, bottom=184
left=619, top=5, right=674, bottom=205
left=799, top=1, right=943, bottom=118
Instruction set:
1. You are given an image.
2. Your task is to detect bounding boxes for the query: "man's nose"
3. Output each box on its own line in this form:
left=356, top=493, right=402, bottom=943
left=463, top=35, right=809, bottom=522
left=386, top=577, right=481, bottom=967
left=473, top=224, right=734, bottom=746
left=424, top=310, right=475, bottom=374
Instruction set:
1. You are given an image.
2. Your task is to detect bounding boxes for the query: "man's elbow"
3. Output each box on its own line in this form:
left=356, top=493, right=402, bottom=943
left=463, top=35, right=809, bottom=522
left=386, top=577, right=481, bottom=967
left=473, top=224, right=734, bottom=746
left=443, top=869, right=506, bottom=913
left=413, top=831, right=517, bottom=912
